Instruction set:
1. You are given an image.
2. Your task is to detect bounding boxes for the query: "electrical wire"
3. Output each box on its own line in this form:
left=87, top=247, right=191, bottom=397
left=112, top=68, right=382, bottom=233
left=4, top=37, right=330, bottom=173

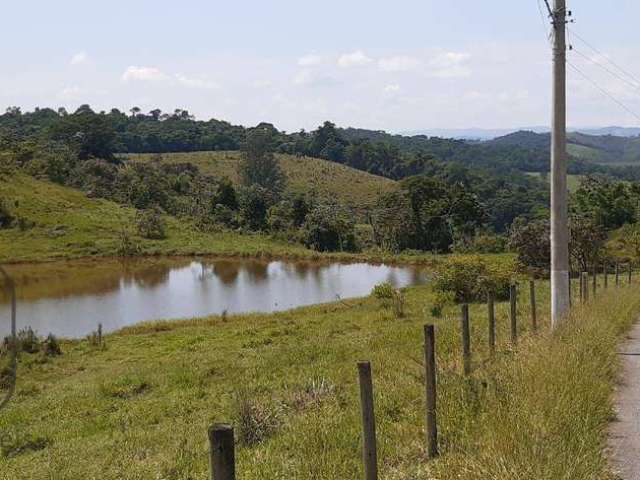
left=568, top=27, right=640, bottom=89
left=571, top=47, right=640, bottom=93
left=567, top=60, right=640, bottom=123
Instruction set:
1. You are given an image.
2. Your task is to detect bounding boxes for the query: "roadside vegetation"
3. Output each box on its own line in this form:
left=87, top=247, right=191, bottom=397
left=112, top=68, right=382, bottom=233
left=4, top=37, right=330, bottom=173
left=0, top=266, right=637, bottom=478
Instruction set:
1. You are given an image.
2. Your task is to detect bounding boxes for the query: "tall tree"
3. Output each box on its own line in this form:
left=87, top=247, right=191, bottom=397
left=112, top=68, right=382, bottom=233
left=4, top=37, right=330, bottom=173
left=239, top=127, right=286, bottom=195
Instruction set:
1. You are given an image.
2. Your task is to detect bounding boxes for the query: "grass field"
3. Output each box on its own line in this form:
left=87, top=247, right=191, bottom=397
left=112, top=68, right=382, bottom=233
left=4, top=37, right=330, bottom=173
left=0, top=274, right=637, bottom=479
left=131, top=151, right=398, bottom=213
left=0, top=174, right=313, bottom=263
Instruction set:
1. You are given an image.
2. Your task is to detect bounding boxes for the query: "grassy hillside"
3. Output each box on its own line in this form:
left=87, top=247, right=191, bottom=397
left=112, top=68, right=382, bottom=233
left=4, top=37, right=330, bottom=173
left=130, top=151, right=398, bottom=212
left=0, top=174, right=313, bottom=263
left=0, top=274, right=638, bottom=478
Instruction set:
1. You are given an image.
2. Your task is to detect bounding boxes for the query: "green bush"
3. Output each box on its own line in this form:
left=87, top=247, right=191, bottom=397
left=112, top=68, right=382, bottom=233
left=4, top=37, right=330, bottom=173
left=136, top=208, right=167, bottom=240
left=302, top=201, right=357, bottom=252
left=0, top=198, right=14, bottom=229
left=454, top=232, right=507, bottom=254
left=371, top=282, right=405, bottom=318
left=433, top=256, right=515, bottom=303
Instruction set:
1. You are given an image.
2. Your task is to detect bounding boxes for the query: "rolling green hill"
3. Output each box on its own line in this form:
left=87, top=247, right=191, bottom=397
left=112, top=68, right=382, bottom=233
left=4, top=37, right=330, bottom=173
left=130, top=151, right=397, bottom=212
left=0, top=174, right=312, bottom=263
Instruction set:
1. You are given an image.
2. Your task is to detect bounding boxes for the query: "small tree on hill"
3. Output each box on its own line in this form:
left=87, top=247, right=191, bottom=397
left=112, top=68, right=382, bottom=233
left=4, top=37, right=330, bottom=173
left=239, top=128, right=286, bottom=196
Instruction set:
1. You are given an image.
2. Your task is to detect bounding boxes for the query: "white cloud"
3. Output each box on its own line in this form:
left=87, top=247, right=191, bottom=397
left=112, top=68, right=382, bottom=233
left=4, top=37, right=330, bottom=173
left=293, top=69, right=337, bottom=87
left=337, top=50, right=373, bottom=68
left=176, top=74, right=220, bottom=90
left=251, top=79, right=273, bottom=89
left=378, top=56, right=421, bottom=72
left=121, top=66, right=168, bottom=82
left=70, top=52, right=88, bottom=66
left=297, top=54, right=323, bottom=67
left=429, top=52, right=472, bottom=78
left=384, top=84, right=401, bottom=93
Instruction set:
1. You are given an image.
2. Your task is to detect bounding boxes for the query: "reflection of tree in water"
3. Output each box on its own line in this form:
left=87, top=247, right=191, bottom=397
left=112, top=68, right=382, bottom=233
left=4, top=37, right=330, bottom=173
left=243, top=260, right=269, bottom=283
left=290, top=261, right=323, bottom=281
left=123, top=264, right=171, bottom=289
left=209, top=261, right=241, bottom=285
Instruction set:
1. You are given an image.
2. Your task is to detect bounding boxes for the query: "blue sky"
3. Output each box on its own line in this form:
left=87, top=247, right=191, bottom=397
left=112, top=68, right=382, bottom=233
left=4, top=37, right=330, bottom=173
left=2, top=0, right=639, bottom=132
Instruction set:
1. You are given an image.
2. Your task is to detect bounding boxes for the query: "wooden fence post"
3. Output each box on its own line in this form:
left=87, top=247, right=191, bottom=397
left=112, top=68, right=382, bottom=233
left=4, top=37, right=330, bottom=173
left=98, top=323, right=102, bottom=346
left=629, top=263, right=633, bottom=285
left=510, top=284, right=517, bottom=344
left=487, top=293, right=496, bottom=355
left=461, top=304, right=471, bottom=375
left=423, top=325, right=438, bottom=459
left=616, top=263, right=620, bottom=286
left=604, top=263, right=608, bottom=289
left=357, top=361, right=378, bottom=480
left=209, top=424, right=235, bottom=480
left=529, top=280, right=537, bottom=333
left=582, top=272, right=589, bottom=302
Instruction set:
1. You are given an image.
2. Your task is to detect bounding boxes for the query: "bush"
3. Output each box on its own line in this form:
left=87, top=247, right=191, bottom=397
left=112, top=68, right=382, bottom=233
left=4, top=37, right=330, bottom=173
left=433, top=256, right=515, bottom=303
left=302, top=201, right=357, bottom=252
left=234, top=390, right=281, bottom=446
left=0, top=198, right=14, bottom=229
left=41, top=334, right=62, bottom=357
left=136, top=208, right=167, bottom=240
left=116, top=228, right=140, bottom=257
left=372, top=282, right=405, bottom=318
left=454, top=232, right=507, bottom=254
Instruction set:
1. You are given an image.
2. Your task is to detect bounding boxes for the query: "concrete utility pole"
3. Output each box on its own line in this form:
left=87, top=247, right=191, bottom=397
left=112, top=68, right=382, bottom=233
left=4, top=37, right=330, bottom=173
left=550, top=0, right=570, bottom=328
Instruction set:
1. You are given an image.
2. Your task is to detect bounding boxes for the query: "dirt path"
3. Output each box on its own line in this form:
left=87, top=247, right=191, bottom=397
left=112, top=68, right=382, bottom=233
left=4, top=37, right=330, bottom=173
left=609, top=322, right=640, bottom=479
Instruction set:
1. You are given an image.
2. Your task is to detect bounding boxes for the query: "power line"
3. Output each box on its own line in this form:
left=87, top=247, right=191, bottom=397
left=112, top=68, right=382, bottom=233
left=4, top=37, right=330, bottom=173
left=536, top=0, right=552, bottom=42
left=568, top=27, right=640, bottom=89
left=567, top=60, right=640, bottom=123
left=571, top=47, right=640, bottom=93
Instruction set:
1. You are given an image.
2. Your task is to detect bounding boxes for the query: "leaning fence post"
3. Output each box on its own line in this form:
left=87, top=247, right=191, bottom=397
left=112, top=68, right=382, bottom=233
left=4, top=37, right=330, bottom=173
left=487, top=293, right=496, bottom=355
left=529, top=280, right=537, bottom=333
left=423, top=325, right=438, bottom=459
left=357, top=361, right=378, bottom=480
left=616, top=263, right=620, bottom=286
left=209, top=424, right=235, bottom=480
left=461, top=304, right=471, bottom=375
left=510, top=284, right=517, bottom=344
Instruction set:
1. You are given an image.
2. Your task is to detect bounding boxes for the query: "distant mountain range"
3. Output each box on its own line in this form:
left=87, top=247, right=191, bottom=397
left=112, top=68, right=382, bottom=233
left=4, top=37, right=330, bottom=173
left=400, top=126, right=640, bottom=141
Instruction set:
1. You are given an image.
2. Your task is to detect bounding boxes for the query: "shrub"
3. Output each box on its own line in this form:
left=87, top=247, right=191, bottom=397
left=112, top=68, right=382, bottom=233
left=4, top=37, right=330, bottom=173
left=0, top=198, right=13, bottom=229
left=433, top=256, right=514, bottom=303
left=431, top=290, right=455, bottom=317
left=234, top=390, right=281, bottom=446
left=302, top=201, right=357, bottom=252
left=372, top=282, right=405, bottom=318
left=41, top=334, right=62, bottom=357
left=454, top=232, right=507, bottom=254
left=116, top=228, right=140, bottom=257
left=136, top=208, right=167, bottom=240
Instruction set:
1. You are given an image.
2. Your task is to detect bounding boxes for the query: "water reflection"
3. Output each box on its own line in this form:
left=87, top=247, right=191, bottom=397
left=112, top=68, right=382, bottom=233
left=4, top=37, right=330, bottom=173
left=0, top=257, right=428, bottom=338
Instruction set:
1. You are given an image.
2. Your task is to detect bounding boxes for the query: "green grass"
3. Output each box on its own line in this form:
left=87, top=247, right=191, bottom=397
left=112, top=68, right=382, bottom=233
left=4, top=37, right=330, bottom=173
left=0, top=173, right=314, bottom=263
left=0, top=276, right=637, bottom=479
left=130, top=151, right=398, bottom=213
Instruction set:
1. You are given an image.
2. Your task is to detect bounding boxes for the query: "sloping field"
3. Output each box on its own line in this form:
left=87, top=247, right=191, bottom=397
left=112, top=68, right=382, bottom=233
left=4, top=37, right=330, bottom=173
left=131, top=151, right=398, bottom=211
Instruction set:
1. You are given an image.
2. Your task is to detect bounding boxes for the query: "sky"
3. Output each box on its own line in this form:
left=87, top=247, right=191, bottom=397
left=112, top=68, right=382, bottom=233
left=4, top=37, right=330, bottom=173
left=2, top=0, right=640, bottom=133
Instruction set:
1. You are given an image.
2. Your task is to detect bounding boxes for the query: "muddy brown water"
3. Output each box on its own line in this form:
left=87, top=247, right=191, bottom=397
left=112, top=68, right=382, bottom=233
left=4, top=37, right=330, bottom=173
left=0, top=257, right=428, bottom=338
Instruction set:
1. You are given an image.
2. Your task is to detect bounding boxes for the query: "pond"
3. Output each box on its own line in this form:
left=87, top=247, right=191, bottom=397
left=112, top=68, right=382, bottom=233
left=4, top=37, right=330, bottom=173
left=0, top=257, right=428, bottom=338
